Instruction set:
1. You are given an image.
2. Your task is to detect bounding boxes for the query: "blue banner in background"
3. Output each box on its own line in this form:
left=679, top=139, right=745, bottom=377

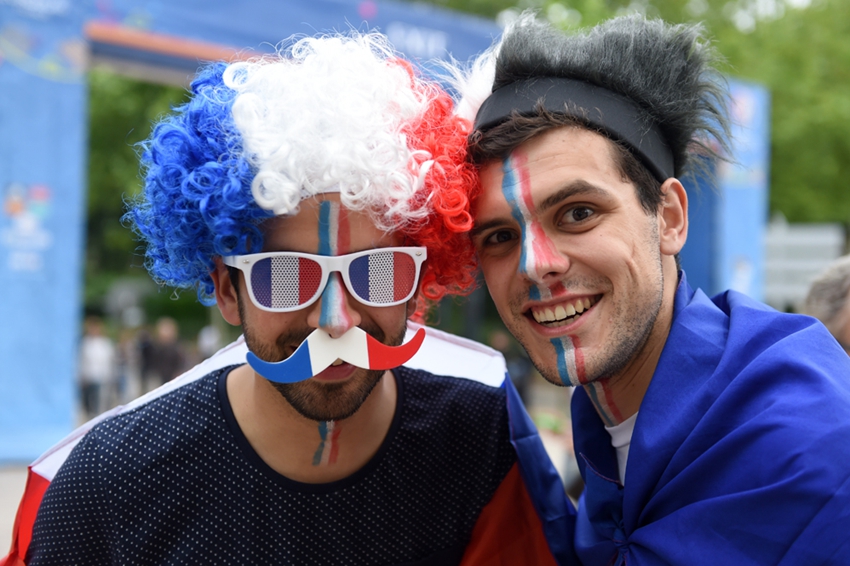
left=0, top=0, right=500, bottom=462
left=0, top=0, right=88, bottom=460
left=680, top=79, right=771, bottom=301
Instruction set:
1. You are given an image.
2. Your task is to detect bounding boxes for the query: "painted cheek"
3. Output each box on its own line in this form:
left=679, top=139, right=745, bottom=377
left=552, top=335, right=623, bottom=426
left=551, top=335, right=584, bottom=387
left=501, top=155, right=568, bottom=285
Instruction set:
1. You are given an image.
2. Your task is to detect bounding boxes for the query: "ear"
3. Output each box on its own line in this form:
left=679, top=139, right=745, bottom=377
left=210, top=257, right=242, bottom=326
left=406, top=294, right=420, bottom=320
left=657, top=178, right=688, bottom=256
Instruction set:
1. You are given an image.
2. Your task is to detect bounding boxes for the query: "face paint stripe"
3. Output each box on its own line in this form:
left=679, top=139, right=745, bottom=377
left=601, top=381, right=625, bottom=424
left=317, top=201, right=353, bottom=332
left=336, top=206, right=349, bottom=255
left=502, top=157, right=532, bottom=276
left=552, top=338, right=570, bottom=385
left=548, top=281, right=567, bottom=298
left=318, top=201, right=333, bottom=256
left=328, top=424, right=341, bottom=465
left=585, top=383, right=616, bottom=427
left=312, top=421, right=328, bottom=466
left=514, top=153, right=545, bottom=279
left=551, top=336, right=580, bottom=386
left=572, top=334, right=587, bottom=384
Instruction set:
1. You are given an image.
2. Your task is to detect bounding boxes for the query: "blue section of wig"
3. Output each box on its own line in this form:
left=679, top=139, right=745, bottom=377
left=125, top=62, right=272, bottom=304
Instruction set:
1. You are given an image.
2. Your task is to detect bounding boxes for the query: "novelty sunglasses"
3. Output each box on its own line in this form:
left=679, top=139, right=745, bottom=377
left=223, top=247, right=427, bottom=312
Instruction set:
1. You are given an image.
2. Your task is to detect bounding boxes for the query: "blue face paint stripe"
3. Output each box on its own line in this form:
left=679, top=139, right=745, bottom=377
left=551, top=337, right=571, bottom=386
left=586, top=384, right=615, bottom=427
left=529, top=286, right=541, bottom=301
left=502, top=157, right=530, bottom=275
left=319, top=276, right=344, bottom=328
left=318, top=201, right=332, bottom=257
left=312, top=421, right=328, bottom=465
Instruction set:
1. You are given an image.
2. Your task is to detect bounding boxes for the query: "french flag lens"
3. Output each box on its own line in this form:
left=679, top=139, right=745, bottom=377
left=251, top=256, right=323, bottom=308
left=349, top=251, right=416, bottom=304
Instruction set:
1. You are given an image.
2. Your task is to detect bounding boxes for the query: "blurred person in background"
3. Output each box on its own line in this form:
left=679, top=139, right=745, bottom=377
left=803, top=253, right=850, bottom=353
left=77, top=315, right=117, bottom=419
left=9, top=31, right=570, bottom=566
left=147, top=316, right=186, bottom=386
left=453, top=14, right=850, bottom=564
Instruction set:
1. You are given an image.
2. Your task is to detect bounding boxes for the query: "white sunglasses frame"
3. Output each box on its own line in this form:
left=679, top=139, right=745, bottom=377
left=222, top=246, right=427, bottom=312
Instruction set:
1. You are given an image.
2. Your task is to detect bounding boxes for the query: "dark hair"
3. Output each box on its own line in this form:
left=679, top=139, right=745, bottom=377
left=468, top=14, right=729, bottom=210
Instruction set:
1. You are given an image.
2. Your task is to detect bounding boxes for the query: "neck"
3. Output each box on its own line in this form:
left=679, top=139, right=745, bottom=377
left=583, top=263, right=678, bottom=426
left=226, top=364, right=398, bottom=483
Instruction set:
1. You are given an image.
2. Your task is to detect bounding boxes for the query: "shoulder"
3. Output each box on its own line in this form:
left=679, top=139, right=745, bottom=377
left=62, top=369, right=229, bottom=478
left=398, top=365, right=507, bottom=420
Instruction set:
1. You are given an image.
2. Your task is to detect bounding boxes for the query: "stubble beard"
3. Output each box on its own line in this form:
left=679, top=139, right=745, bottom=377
left=238, top=296, right=407, bottom=422
left=501, top=230, right=665, bottom=388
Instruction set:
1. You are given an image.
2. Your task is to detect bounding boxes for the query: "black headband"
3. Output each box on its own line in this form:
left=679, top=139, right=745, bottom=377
left=474, top=77, right=674, bottom=182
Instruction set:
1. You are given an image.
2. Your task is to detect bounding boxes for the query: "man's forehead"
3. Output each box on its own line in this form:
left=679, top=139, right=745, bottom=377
left=261, top=197, right=400, bottom=253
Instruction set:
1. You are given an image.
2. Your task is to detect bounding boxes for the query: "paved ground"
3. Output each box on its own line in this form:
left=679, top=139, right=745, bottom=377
left=0, top=465, right=28, bottom=554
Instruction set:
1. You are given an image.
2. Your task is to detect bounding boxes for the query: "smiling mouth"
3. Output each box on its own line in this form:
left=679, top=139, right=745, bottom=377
left=529, top=295, right=601, bottom=327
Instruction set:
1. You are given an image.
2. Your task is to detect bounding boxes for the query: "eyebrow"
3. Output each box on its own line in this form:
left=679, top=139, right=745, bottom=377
left=536, top=181, right=610, bottom=214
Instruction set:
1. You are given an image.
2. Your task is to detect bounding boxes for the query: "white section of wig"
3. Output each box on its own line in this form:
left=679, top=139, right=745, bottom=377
left=222, top=34, right=435, bottom=229
left=440, top=39, right=499, bottom=124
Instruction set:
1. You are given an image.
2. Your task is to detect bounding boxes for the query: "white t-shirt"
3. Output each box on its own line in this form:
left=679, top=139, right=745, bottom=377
left=604, top=411, right=638, bottom=485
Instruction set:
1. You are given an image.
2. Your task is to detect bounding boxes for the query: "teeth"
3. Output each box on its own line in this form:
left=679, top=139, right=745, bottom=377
left=532, top=296, right=596, bottom=325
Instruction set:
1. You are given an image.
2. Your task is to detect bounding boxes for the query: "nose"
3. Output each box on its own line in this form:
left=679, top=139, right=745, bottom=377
left=309, top=272, right=361, bottom=339
left=519, top=227, right=570, bottom=286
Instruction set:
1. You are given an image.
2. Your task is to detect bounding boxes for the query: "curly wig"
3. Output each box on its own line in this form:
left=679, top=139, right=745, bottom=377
left=126, top=32, right=478, bottom=306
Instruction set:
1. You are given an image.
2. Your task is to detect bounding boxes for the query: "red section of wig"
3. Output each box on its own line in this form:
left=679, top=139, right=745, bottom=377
left=391, top=59, right=481, bottom=309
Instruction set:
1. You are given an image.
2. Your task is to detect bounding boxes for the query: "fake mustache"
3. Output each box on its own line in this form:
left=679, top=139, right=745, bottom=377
left=246, top=326, right=426, bottom=383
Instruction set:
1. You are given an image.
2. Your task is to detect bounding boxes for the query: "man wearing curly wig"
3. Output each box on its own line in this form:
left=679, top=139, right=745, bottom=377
left=452, top=14, right=850, bottom=565
left=8, top=33, right=569, bottom=566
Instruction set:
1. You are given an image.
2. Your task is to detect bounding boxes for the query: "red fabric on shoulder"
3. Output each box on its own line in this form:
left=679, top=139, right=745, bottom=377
left=460, top=462, right=559, bottom=566
left=1, top=469, right=50, bottom=566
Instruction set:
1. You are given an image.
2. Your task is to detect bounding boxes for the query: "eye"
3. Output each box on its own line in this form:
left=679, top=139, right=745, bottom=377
left=559, top=206, right=595, bottom=226
left=482, top=229, right=518, bottom=247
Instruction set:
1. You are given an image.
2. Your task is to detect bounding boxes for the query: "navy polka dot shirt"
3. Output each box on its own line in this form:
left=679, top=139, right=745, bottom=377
left=28, top=366, right=515, bottom=565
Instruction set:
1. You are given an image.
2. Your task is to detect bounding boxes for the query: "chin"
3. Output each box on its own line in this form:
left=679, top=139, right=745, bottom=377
left=271, top=368, right=385, bottom=421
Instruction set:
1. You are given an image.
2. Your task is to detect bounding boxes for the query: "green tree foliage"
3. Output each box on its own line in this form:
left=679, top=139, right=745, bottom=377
left=86, top=69, right=187, bottom=276
left=85, top=69, right=200, bottom=325
left=708, top=0, right=850, bottom=223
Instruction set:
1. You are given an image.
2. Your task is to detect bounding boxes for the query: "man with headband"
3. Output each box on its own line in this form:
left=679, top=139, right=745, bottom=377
left=9, top=33, right=569, bottom=565
left=454, top=15, right=850, bottom=564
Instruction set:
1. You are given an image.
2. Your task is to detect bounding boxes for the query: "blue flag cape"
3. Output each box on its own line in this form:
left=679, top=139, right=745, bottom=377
left=573, top=273, right=850, bottom=565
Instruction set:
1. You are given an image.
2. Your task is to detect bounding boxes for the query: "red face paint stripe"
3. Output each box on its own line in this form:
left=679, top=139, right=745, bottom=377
left=571, top=335, right=588, bottom=385
left=328, top=426, right=341, bottom=464
left=336, top=206, right=350, bottom=255
left=601, top=381, right=625, bottom=423
left=548, top=281, right=568, bottom=297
